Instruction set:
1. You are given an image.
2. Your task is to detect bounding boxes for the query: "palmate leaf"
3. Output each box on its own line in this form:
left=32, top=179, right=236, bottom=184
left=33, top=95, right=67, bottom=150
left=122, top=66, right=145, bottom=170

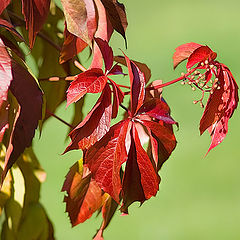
left=66, top=68, right=107, bottom=107
left=121, top=125, right=160, bottom=213
left=173, top=42, right=238, bottom=153
left=65, top=84, right=112, bottom=152
left=200, top=65, right=238, bottom=153
left=85, top=120, right=130, bottom=203
left=62, top=160, right=108, bottom=226
left=100, top=0, right=128, bottom=42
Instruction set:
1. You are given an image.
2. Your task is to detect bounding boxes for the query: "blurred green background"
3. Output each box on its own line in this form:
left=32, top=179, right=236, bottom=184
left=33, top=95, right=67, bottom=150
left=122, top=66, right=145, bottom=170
left=33, top=0, right=240, bottom=239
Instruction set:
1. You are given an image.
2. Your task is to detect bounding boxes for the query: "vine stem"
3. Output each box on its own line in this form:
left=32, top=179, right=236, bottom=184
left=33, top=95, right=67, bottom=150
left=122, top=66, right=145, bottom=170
left=46, top=110, right=74, bottom=129
left=74, top=60, right=87, bottom=72
left=39, top=76, right=76, bottom=82
left=146, top=67, right=198, bottom=91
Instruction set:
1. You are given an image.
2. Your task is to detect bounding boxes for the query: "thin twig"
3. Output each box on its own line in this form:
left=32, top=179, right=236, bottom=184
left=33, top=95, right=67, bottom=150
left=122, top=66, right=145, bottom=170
left=120, top=104, right=130, bottom=116
left=74, top=60, right=87, bottom=72
left=46, top=110, right=74, bottom=129
left=39, top=76, right=76, bottom=82
left=146, top=67, right=198, bottom=91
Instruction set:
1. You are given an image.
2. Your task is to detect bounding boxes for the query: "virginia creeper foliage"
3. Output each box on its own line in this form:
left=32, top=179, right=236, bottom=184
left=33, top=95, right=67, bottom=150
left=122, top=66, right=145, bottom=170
left=0, top=0, right=238, bottom=239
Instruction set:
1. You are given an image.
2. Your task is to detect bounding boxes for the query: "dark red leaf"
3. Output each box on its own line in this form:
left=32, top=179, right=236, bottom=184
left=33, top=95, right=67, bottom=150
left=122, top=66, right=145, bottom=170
left=110, top=80, right=124, bottom=118
left=141, top=120, right=177, bottom=171
left=62, top=161, right=107, bottom=226
left=107, top=64, right=125, bottom=76
left=121, top=125, right=160, bottom=213
left=66, top=68, right=107, bottom=107
left=65, top=84, right=112, bottom=152
left=200, top=65, right=238, bottom=153
left=114, top=56, right=151, bottom=83
left=137, top=98, right=177, bottom=125
left=0, top=38, right=11, bottom=142
left=100, top=0, right=128, bottom=42
left=1, top=60, right=43, bottom=184
left=123, top=53, right=145, bottom=116
left=94, top=37, right=113, bottom=72
left=173, top=42, right=202, bottom=69
left=59, top=25, right=88, bottom=64
left=22, top=0, right=50, bottom=48
left=85, top=119, right=130, bottom=203
left=0, top=0, right=11, bottom=15
left=94, top=196, right=118, bottom=240
left=187, top=45, right=216, bottom=69
left=0, top=19, right=24, bottom=41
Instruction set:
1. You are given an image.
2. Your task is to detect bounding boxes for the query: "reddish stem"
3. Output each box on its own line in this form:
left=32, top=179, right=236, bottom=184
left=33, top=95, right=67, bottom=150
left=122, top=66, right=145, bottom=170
left=39, top=76, right=76, bottom=82
left=117, top=84, right=130, bottom=89
left=146, top=67, right=198, bottom=91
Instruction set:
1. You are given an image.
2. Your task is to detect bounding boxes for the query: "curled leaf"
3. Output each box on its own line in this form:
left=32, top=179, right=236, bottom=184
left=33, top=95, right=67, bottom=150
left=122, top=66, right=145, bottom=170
left=173, top=42, right=202, bottom=69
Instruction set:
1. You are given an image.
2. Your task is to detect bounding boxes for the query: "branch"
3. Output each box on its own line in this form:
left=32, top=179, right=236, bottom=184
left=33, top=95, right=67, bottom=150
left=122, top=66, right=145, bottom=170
left=39, top=76, right=76, bottom=82
left=146, top=67, right=198, bottom=91
left=46, top=110, right=74, bottom=129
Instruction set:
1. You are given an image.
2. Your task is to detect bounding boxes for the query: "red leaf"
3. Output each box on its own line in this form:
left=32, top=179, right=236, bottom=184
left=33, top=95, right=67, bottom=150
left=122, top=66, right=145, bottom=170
left=59, top=25, right=88, bottom=64
left=0, top=19, right=24, bottom=41
left=107, top=64, right=125, bottom=76
left=1, top=60, right=43, bottom=184
left=0, top=38, right=12, bottom=142
left=114, top=56, right=152, bottom=83
left=94, top=37, right=113, bottom=72
left=123, top=53, right=145, bottom=116
left=90, top=0, right=113, bottom=69
left=137, top=98, right=177, bottom=125
left=141, top=120, right=177, bottom=170
left=94, top=196, right=118, bottom=240
left=65, top=85, right=112, bottom=152
left=186, top=45, right=216, bottom=69
left=61, top=0, right=97, bottom=46
left=200, top=65, right=238, bottom=153
left=121, top=125, right=160, bottom=213
left=173, top=42, right=202, bottom=69
left=62, top=161, right=107, bottom=226
left=100, top=0, right=128, bottom=42
left=110, top=80, right=124, bottom=119
left=66, top=68, right=107, bottom=107
left=0, top=0, right=11, bottom=15
left=22, top=0, right=50, bottom=48
left=85, top=119, right=130, bottom=203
